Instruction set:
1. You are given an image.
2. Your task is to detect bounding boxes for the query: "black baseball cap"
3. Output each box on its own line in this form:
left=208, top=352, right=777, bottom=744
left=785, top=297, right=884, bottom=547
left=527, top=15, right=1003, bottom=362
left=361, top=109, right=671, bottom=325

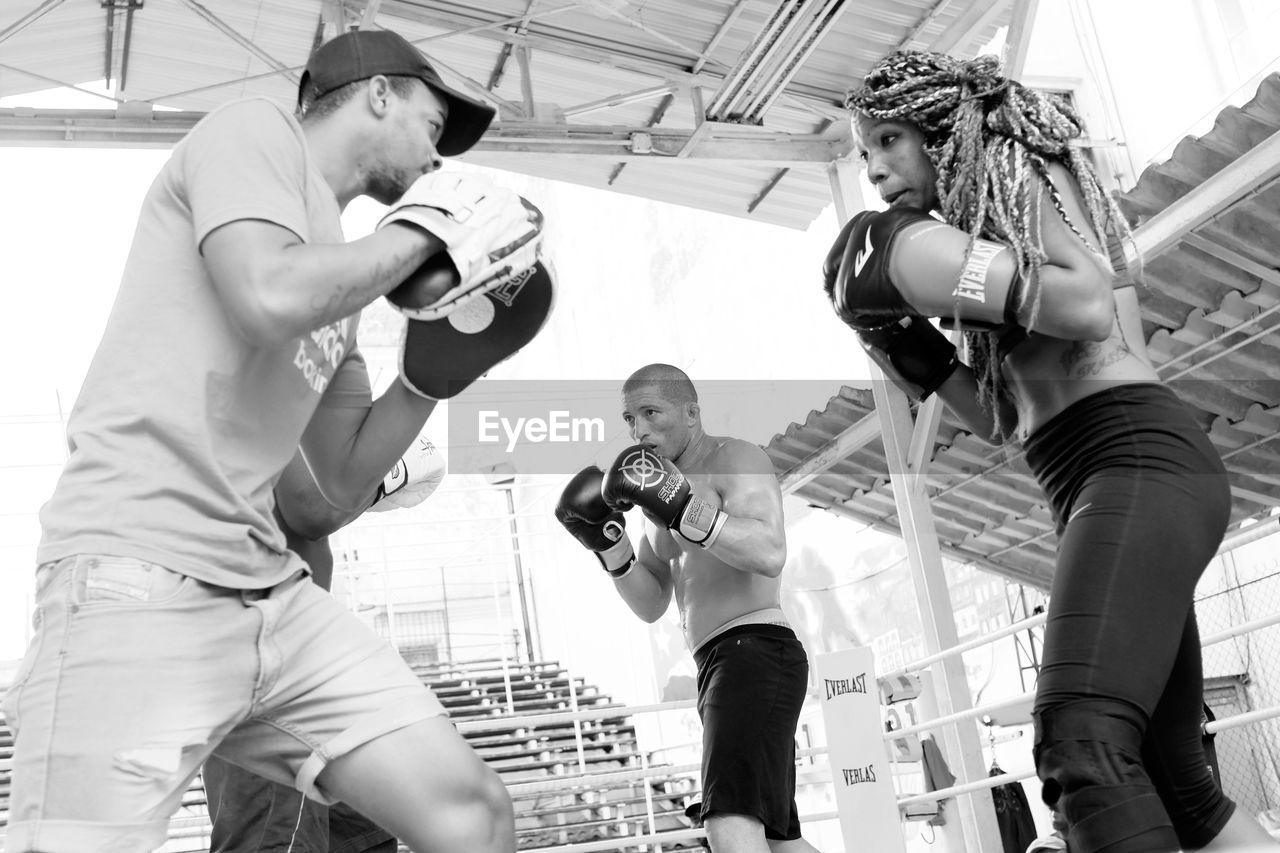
left=298, top=29, right=496, bottom=156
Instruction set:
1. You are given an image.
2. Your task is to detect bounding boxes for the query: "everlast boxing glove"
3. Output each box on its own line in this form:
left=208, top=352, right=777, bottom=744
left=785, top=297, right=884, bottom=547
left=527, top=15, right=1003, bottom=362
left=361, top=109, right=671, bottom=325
left=823, top=208, right=938, bottom=331
left=602, top=446, right=725, bottom=548
left=824, top=208, right=1030, bottom=333
left=555, top=466, right=636, bottom=577
left=857, top=316, right=960, bottom=401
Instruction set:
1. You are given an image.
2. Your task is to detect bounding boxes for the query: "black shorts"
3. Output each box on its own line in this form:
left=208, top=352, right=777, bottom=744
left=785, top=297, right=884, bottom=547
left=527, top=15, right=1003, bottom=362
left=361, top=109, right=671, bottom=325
left=685, top=624, right=809, bottom=840
left=204, top=754, right=396, bottom=853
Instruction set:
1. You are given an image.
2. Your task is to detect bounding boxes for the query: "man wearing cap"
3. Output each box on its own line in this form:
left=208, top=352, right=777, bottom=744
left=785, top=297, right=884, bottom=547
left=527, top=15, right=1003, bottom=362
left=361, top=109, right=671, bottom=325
left=3, top=27, right=536, bottom=853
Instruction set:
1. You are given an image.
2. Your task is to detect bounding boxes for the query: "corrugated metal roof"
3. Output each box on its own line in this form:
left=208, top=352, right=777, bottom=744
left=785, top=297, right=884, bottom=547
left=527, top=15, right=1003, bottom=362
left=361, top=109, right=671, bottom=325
left=765, top=74, right=1280, bottom=590
left=0, top=0, right=1011, bottom=229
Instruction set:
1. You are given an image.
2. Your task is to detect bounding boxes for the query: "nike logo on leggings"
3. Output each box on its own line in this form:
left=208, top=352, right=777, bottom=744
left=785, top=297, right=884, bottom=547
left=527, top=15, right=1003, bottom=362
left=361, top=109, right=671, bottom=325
left=1067, top=502, right=1093, bottom=524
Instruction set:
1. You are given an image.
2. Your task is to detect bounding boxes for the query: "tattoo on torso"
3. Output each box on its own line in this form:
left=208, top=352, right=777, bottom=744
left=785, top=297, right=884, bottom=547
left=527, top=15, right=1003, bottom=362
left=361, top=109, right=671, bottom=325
left=1059, top=339, right=1131, bottom=378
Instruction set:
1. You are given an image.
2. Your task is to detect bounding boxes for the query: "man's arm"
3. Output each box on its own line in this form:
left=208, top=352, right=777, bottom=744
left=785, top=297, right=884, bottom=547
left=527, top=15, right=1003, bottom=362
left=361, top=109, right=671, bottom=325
left=299, top=380, right=439, bottom=513
left=611, top=535, right=674, bottom=623
left=554, top=465, right=672, bottom=623
left=201, top=219, right=442, bottom=347
left=275, top=451, right=369, bottom=541
left=700, top=441, right=786, bottom=577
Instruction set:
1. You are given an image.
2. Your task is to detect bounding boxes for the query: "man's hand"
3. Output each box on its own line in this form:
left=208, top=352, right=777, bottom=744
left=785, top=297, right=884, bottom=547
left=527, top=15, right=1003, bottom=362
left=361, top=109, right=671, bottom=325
left=368, top=435, right=447, bottom=512
left=601, top=445, right=725, bottom=548
left=380, top=172, right=544, bottom=320
left=555, top=466, right=636, bottom=577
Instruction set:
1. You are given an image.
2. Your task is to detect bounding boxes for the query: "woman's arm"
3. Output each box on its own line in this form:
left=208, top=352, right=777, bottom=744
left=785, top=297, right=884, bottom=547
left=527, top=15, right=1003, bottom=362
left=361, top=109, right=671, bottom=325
left=934, top=364, right=1002, bottom=444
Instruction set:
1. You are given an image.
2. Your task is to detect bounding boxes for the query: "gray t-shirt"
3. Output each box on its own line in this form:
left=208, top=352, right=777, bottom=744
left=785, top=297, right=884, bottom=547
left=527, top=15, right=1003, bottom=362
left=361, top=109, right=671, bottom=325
left=38, top=98, right=370, bottom=589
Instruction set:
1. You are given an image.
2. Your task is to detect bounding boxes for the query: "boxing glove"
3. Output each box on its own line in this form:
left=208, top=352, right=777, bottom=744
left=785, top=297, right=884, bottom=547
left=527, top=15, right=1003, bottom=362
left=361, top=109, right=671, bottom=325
left=555, top=466, right=636, bottom=577
left=824, top=208, right=938, bottom=331
left=400, top=260, right=556, bottom=399
left=368, top=435, right=447, bottom=512
left=826, top=208, right=1032, bottom=332
left=857, top=316, right=960, bottom=401
left=602, top=445, right=725, bottom=548
left=380, top=172, right=544, bottom=320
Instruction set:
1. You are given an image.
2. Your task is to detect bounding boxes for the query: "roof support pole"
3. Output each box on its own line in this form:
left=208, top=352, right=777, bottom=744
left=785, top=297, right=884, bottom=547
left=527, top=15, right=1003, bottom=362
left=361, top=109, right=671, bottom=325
left=827, top=160, right=1003, bottom=853
left=872, top=371, right=1003, bottom=853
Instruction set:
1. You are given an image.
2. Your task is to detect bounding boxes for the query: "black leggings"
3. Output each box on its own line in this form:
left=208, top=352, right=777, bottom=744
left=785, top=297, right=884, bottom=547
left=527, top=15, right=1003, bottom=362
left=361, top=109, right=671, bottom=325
left=1024, top=384, right=1235, bottom=852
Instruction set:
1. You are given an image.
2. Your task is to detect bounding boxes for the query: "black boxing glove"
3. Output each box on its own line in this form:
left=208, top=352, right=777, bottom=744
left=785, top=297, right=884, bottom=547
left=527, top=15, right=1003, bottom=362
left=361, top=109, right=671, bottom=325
left=857, top=316, right=960, bottom=401
left=602, top=446, right=725, bottom=548
left=555, top=466, right=636, bottom=577
left=399, top=260, right=555, bottom=399
left=824, top=208, right=939, bottom=331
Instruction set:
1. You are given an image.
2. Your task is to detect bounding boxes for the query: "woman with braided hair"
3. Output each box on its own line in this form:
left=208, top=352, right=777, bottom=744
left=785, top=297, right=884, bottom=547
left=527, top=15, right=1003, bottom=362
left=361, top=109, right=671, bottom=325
left=823, top=50, right=1277, bottom=852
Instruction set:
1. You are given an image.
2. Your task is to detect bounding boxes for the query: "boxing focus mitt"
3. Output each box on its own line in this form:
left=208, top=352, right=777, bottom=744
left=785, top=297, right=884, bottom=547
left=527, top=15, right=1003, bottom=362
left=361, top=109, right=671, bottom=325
left=399, top=259, right=556, bottom=400
left=369, top=435, right=447, bottom=512
left=380, top=172, right=544, bottom=320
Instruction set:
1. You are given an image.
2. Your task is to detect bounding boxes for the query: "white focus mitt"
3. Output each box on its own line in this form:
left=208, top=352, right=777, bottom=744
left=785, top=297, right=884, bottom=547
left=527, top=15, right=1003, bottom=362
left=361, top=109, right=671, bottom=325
left=379, top=172, right=544, bottom=320
left=369, top=435, right=448, bottom=512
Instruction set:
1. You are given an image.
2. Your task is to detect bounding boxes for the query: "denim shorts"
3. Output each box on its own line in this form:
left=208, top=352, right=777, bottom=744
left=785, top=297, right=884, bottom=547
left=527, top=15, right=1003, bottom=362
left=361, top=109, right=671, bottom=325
left=1, top=554, right=443, bottom=853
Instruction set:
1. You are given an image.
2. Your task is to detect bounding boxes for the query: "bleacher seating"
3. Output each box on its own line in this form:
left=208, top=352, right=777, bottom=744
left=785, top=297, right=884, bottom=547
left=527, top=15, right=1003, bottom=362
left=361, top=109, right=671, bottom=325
left=0, top=658, right=708, bottom=852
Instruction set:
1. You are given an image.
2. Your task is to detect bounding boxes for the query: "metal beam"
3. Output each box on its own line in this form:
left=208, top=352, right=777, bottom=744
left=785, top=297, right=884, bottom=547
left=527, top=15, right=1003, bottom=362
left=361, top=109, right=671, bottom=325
left=516, top=44, right=535, bottom=117
left=692, top=0, right=752, bottom=75
left=779, top=411, right=882, bottom=494
left=0, top=0, right=67, bottom=46
left=742, top=0, right=852, bottom=123
left=896, top=0, right=953, bottom=51
left=480, top=132, right=845, bottom=163
left=321, top=0, right=350, bottom=39
left=103, top=1, right=116, bottom=87
left=0, top=108, right=205, bottom=148
left=0, top=109, right=851, bottom=163
left=390, top=2, right=848, bottom=119
left=1182, top=233, right=1280, bottom=290
left=929, top=0, right=1010, bottom=55
left=360, top=0, right=385, bottom=29
left=1129, top=130, right=1280, bottom=265
left=119, top=0, right=140, bottom=92
left=1002, top=0, right=1040, bottom=80
left=871, top=376, right=1004, bottom=853
left=0, top=62, right=121, bottom=105
left=180, top=0, right=300, bottom=87
left=561, top=84, right=676, bottom=119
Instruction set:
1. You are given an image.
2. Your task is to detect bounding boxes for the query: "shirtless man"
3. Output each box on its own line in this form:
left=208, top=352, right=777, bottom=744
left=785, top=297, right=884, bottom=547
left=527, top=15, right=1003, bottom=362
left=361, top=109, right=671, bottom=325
left=554, top=364, right=822, bottom=853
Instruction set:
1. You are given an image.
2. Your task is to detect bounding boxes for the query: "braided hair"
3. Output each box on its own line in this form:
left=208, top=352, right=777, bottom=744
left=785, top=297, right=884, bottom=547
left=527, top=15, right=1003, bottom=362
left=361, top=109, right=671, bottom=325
left=846, top=50, right=1134, bottom=438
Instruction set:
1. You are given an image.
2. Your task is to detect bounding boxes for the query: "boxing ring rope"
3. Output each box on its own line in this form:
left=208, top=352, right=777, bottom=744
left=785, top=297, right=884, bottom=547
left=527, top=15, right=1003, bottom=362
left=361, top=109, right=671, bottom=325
left=879, top=611, right=1047, bottom=680
left=471, top=593, right=1280, bottom=850
left=502, top=746, right=837, bottom=799
left=471, top=602, right=1280, bottom=768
